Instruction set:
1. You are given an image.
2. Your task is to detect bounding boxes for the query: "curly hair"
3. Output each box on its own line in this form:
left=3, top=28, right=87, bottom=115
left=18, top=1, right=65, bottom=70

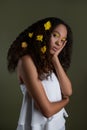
left=7, top=17, right=73, bottom=79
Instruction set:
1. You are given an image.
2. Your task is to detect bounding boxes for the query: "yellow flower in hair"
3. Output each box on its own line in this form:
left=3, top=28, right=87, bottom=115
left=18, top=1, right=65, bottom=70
left=28, top=32, right=33, bottom=38
left=36, top=35, right=43, bottom=42
left=41, top=45, right=46, bottom=54
left=21, top=42, right=28, bottom=48
left=44, top=21, right=51, bottom=30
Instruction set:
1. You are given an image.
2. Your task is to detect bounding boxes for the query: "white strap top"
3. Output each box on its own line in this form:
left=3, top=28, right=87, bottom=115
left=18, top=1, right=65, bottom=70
left=17, top=72, right=68, bottom=129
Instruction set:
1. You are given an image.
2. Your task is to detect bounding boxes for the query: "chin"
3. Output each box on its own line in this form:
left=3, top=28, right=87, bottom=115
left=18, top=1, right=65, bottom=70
left=50, top=50, right=55, bottom=55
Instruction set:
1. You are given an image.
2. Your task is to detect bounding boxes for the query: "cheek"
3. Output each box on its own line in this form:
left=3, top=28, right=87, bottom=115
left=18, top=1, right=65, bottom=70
left=49, top=37, right=55, bottom=46
left=49, top=40, right=53, bottom=49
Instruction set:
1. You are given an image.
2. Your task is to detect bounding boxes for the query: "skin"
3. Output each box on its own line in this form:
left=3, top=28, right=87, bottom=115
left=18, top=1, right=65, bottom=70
left=50, top=24, right=72, bottom=96
left=50, top=24, right=67, bottom=55
left=17, top=24, right=72, bottom=118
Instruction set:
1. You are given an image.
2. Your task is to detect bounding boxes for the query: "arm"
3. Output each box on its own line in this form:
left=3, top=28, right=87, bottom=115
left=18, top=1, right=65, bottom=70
left=18, top=55, right=69, bottom=118
left=52, top=47, right=72, bottom=97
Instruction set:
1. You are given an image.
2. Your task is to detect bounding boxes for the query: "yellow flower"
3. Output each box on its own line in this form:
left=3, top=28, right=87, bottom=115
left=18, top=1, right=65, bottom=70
left=41, top=46, right=46, bottom=53
left=28, top=32, right=33, bottom=38
left=36, top=35, right=43, bottom=42
left=21, top=42, right=28, bottom=48
left=44, top=21, right=51, bottom=30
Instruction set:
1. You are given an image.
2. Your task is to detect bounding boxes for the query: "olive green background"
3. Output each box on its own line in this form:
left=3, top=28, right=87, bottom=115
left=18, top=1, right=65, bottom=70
left=0, top=0, right=87, bottom=130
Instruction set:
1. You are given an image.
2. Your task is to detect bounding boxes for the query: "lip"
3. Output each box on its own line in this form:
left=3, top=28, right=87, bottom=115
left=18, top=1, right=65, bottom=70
left=52, top=47, right=58, bottom=52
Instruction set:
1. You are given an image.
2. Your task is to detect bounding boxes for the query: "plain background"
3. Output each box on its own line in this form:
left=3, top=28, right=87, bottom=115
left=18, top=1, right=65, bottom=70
left=0, top=0, right=87, bottom=130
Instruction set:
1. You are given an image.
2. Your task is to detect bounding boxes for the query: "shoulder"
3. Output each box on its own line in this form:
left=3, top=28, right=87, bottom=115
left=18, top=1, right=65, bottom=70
left=18, top=55, right=35, bottom=69
left=20, top=55, right=33, bottom=64
left=18, top=55, right=38, bottom=79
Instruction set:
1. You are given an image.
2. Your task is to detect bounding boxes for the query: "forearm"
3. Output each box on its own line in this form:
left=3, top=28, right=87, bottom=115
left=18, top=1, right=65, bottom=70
left=36, top=96, right=69, bottom=118
left=52, top=57, right=72, bottom=96
left=48, top=96, right=69, bottom=117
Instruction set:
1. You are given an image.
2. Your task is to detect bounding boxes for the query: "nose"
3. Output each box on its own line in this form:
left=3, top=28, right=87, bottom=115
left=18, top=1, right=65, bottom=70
left=55, top=40, right=61, bottom=46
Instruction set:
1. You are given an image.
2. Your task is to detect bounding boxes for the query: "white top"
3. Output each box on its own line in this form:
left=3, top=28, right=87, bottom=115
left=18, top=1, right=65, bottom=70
left=16, top=72, right=68, bottom=130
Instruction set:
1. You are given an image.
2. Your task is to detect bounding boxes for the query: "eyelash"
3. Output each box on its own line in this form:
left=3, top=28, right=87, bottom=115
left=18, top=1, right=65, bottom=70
left=52, top=33, right=59, bottom=38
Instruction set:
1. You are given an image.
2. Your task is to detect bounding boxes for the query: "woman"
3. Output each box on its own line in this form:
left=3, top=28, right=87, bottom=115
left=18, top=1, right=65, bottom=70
left=7, top=17, right=73, bottom=130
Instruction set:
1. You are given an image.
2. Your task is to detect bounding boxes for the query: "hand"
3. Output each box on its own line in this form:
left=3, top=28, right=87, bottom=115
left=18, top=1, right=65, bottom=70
left=55, top=45, right=64, bottom=57
left=51, top=43, right=66, bottom=65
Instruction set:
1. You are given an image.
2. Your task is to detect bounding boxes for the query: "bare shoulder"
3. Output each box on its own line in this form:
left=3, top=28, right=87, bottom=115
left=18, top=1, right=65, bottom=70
left=20, top=55, right=34, bottom=67
left=18, top=55, right=38, bottom=80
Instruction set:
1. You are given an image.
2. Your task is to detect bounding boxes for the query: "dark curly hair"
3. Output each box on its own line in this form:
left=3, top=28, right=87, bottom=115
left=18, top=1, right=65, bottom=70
left=7, top=17, right=73, bottom=79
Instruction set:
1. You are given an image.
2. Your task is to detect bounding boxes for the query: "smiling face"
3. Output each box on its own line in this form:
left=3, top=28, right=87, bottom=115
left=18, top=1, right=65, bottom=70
left=49, top=24, right=67, bottom=55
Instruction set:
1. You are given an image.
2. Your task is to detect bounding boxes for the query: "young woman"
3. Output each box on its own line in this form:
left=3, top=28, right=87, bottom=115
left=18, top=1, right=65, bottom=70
left=7, top=17, right=73, bottom=130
